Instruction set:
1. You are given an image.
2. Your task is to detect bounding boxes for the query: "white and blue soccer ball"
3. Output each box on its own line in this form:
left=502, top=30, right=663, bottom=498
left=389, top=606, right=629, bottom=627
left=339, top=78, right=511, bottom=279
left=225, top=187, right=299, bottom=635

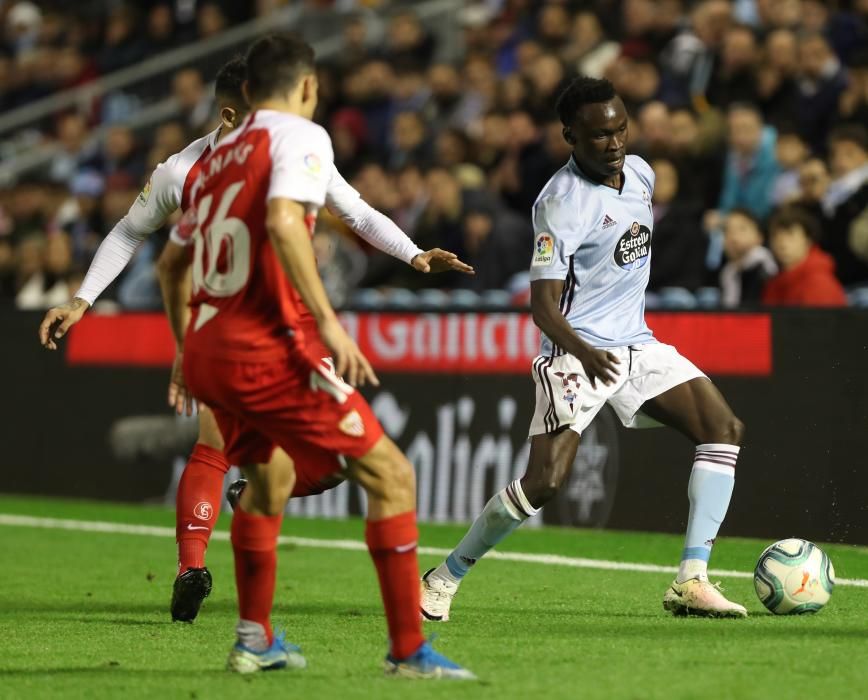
left=753, top=538, right=835, bottom=615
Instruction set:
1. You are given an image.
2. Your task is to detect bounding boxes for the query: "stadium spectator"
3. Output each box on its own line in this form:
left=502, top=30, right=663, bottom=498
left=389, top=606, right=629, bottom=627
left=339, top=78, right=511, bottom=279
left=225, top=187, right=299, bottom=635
left=99, top=5, right=147, bottom=74
left=820, top=125, right=868, bottom=285
left=647, top=158, right=707, bottom=293
left=660, top=0, right=732, bottom=107
left=705, top=24, right=759, bottom=108
left=15, top=231, right=75, bottom=310
left=720, top=208, right=777, bottom=307
left=561, top=11, right=620, bottom=79
left=757, top=28, right=800, bottom=128
left=763, top=206, right=847, bottom=307
left=717, top=102, right=778, bottom=221
left=772, top=128, right=810, bottom=206
left=796, top=33, right=849, bottom=153
left=172, top=68, right=214, bottom=135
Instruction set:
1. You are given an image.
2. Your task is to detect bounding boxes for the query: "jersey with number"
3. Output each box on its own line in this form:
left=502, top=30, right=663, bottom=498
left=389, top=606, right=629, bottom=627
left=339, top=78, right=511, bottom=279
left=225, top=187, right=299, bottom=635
left=184, top=110, right=333, bottom=361
left=529, top=155, right=656, bottom=353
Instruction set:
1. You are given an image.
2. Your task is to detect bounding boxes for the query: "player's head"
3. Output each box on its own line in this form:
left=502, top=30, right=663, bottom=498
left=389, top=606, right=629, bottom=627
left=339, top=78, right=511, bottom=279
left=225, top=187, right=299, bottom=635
left=214, top=56, right=247, bottom=131
left=244, top=33, right=317, bottom=118
left=555, top=76, right=627, bottom=183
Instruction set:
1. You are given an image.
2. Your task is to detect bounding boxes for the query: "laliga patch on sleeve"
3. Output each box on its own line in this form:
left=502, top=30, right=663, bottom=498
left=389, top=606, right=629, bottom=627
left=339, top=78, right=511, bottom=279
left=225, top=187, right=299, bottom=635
left=137, top=178, right=152, bottom=205
left=531, top=232, right=555, bottom=267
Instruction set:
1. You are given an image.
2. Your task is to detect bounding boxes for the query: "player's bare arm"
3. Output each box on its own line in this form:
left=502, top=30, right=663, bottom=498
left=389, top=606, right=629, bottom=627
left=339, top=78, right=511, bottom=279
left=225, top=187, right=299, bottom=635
left=266, top=197, right=378, bottom=388
left=38, top=297, right=90, bottom=350
left=530, top=278, right=619, bottom=388
left=157, top=239, right=195, bottom=416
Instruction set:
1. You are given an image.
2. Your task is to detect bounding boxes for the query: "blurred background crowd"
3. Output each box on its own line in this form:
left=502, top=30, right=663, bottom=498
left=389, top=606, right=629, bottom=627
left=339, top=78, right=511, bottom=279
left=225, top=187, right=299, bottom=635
left=1, top=0, right=868, bottom=311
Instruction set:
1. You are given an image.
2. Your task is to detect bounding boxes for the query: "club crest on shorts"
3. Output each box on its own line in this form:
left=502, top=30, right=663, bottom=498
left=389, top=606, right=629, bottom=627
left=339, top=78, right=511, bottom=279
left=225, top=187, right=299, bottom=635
left=193, top=501, right=213, bottom=520
left=613, top=221, right=651, bottom=270
left=338, top=409, right=365, bottom=437
left=554, top=372, right=580, bottom=414
left=532, top=232, right=554, bottom=267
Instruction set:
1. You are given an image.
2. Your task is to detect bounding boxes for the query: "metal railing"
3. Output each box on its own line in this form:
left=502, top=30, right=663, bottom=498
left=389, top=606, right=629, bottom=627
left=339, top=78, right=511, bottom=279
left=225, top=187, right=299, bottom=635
left=0, top=0, right=463, bottom=186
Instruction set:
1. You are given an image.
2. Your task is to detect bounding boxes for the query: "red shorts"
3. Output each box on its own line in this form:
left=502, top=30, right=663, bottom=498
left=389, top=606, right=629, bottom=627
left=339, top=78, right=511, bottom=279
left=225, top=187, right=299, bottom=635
left=185, top=350, right=383, bottom=493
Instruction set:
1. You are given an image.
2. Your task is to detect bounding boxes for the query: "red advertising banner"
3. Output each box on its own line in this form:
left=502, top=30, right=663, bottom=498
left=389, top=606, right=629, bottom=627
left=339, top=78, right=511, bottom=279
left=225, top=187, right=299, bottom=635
left=65, top=311, right=772, bottom=376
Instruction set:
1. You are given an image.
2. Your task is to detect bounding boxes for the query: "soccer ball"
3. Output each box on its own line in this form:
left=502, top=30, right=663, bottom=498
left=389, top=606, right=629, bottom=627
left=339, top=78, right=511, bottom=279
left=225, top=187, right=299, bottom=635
left=753, top=538, right=835, bottom=614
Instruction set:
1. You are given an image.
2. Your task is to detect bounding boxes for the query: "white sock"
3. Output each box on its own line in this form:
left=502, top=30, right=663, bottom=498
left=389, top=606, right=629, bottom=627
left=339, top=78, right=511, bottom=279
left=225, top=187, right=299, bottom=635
left=236, top=619, right=270, bottom=651
left=677, top=443, right=738, bottom=583
left=432, top=480, right=539, bottom=585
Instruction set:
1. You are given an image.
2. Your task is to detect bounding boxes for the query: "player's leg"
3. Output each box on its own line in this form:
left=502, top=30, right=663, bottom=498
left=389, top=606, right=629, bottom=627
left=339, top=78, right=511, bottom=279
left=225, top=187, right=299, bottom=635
left=345, top=435, right=474, bottom=680
left=171, top=405, right=227, bottom=622
left=226, top=446, right=307, bottom=673
left=640, top=376, right=747, bottom=617
left=422, top=351, right=617, bottom=621
left=421, top=427, right=579, bottom=621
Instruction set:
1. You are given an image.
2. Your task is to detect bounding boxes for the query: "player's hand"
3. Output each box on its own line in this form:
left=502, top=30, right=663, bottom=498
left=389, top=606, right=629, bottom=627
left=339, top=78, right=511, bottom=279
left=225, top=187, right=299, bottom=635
left=576, top=346, right=620, bottom=389
left=168, top=350, right=195, bottom=417
left=318, top=317, right=379, bottom=388
left=38, top=298, right=89, bottom=350
left=411, top=248, right=475, bottom=275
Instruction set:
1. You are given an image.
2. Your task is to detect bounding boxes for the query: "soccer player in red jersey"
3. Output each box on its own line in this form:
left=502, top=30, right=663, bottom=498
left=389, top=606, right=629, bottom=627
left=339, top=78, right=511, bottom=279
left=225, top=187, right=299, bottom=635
left=175, top=34, right=474, bottom=678
left=39, top=56, right=471, bottom=624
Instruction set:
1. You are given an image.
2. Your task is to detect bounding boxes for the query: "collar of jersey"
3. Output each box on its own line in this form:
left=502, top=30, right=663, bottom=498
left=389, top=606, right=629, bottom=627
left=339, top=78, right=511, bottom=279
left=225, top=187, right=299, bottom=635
left=568, top=156, right=626, bottom=195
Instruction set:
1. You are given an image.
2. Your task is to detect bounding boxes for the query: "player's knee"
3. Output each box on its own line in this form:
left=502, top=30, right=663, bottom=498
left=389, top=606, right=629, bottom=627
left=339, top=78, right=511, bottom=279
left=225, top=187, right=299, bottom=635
left=701, top=414, right=745, bottom=448
left=380, top=454, right=416, bottom=502
left=521, top=475, right=562, bottom=508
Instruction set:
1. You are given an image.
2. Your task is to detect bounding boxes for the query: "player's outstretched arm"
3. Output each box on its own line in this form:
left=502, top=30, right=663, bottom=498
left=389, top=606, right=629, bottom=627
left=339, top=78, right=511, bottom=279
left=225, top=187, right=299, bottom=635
left=325, top=166, right=473, bottom=274
left=157, top=238, right=194, bottom=416
left=530, top=279, right=620, bottom=388
left=38, top=164, right=181, bottom=350
left=266, top=197, right=379, bottom=388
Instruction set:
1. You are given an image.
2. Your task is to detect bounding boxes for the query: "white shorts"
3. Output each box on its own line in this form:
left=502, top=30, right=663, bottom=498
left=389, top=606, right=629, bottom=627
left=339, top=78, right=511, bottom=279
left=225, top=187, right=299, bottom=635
left=529, top=343, right=706, bottom=437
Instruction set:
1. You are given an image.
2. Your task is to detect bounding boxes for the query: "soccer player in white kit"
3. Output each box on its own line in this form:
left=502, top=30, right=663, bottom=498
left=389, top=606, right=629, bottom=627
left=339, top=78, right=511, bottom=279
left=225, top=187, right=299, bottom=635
left=38, top=56, right=471, bottom=624
left=421, top=77, right=748, bottom=620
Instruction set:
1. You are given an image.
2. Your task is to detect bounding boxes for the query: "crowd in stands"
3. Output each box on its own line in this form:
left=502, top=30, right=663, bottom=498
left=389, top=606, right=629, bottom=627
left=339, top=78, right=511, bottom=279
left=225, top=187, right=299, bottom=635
left=2, top=0, right=868, bottom=311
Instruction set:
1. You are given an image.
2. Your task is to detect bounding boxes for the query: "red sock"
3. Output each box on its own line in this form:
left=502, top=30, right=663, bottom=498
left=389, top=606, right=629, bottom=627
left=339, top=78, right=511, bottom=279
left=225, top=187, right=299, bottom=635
left=231, top=505, right=282, bottom=644
left=365, top=511, right=425, bottom=660
left=176, top=443, right=229, bottom=572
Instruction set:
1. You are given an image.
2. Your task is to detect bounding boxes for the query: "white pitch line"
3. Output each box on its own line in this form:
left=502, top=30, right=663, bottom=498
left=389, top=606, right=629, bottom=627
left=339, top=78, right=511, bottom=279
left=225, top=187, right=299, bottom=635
left=2, top=513, right=868, bottom=588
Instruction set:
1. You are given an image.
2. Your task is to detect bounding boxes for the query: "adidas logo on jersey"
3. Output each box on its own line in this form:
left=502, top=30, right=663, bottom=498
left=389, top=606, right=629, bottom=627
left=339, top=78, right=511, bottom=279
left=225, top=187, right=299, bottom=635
left=602, top=215, right=617, bottom=229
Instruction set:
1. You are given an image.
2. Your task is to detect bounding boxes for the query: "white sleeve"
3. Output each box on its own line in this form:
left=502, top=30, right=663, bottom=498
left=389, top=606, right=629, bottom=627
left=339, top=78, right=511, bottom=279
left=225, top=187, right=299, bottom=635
left=325, top=165, right=423, bottom=265
left=267, top=123, right=333, bottom=206
left=528, top=195, right=586, bottom=281
left=74, top=163, right=182, bottom=304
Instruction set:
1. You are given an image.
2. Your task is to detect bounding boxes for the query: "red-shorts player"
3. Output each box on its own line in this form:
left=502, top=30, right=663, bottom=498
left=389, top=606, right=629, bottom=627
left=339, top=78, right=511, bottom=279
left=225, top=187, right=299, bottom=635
left=177, top=34, right=474, bottom=679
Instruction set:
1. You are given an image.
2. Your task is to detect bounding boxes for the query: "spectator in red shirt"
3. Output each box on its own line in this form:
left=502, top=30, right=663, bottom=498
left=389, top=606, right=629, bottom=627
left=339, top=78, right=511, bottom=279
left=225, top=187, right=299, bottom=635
left=763, top=206, right=848, bottom=307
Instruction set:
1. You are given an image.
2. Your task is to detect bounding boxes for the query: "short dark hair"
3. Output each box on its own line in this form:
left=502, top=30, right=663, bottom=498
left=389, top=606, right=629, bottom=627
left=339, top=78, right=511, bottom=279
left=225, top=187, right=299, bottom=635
left=214, top=55, right=246, bottom=104
left=555, top=76, right=616, bottom=126
left=245, top=33, right=316, bottom=103
left=728, top=207, right=763, bottom=232
left=769, top=206, right=822, bottom=242
left=828, top=123, right=868, bottom=153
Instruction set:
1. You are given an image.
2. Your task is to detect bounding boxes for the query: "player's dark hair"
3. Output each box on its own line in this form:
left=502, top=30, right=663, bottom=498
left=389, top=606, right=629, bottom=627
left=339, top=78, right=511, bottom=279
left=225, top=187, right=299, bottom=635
left=555, top=76, right=616, bottom=126
left=245, top=33, right=316, bottom=103
left=214, top=55, right=246, bottom=105
left=828, top=123, right=868, bottom=153
left=769, top=206, right=822, bottom=242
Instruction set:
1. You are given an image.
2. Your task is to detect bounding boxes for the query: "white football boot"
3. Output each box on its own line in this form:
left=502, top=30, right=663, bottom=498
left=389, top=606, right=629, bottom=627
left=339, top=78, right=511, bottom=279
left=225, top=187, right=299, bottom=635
left=663, top=578, right=748, bottom=618
left=420, top=569, right=458, bottom=622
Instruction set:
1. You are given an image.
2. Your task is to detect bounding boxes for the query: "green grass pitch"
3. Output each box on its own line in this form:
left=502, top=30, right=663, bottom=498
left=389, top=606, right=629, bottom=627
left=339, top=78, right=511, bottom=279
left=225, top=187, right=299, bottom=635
left=2, top=495, right=868, bottom=700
